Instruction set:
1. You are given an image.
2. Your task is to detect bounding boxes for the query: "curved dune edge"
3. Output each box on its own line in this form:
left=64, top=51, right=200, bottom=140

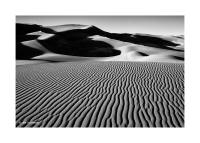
left=16, top=61, right=184, bottom=127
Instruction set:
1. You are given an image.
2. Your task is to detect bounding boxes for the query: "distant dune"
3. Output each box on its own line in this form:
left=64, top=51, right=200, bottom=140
left=16, top=61, right=184, bottom=127
left=16, top=23, right=184, bottom=64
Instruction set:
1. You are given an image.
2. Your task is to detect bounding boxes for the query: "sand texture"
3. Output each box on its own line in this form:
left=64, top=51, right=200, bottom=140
left=16, top=61, right=184, bottom=127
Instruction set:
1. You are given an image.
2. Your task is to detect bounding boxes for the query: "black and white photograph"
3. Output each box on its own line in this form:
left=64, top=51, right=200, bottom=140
left=16, top=16, right=184, bottom=127
left=2, top=0, right=200, bottom=142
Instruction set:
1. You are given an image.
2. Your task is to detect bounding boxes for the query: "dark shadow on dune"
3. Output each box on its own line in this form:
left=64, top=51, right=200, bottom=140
left=16, top=24, right=121, bottom=58
left=16, top=23, right=55, bottom=59
left=57, top=25, right=106, bottom=39
left=16, top=23, right=55, bottom=35
left=16, top=23, right=55, bottom=43
left=38, top=35, right=121, bottom=57
left=16, top=43, right=44, bottom=59
left=16, top=23, right=183, bottom=59
left=16, top=23, right=42, bottom=35
left=56, top=26, right=182, bottom=52
left=131, top=35, right=182, bottom=51
left=170, top=55, right=184, bottom=61
left=46, top=25, right=182, bottom=55
left=137, top=51, right=149, bottom=56
left=106, top=33, right=182, bottom=51
left=173, top=36, right=184, bottom=39
left=16, top=35, right=39, bottom=43
left=133, top=34, right=179, bottom=46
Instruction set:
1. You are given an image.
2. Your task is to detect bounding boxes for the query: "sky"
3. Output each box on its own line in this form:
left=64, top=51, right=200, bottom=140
left=16, top=16, right=184, bottom=35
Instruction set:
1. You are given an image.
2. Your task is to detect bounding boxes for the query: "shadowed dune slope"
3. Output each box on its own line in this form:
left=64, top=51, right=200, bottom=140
left=38, top=36, right=120, bottom=57
left=16, top=23, right=55, bottom=42
left=16, top=43, right=44, bottom=59
left=16, top=23, right=184, bottom=63
left=16, top=61, right=184, bottom=127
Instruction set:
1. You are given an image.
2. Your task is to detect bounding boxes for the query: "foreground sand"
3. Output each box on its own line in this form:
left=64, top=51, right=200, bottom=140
left=16, top=61, right=184, bottom=127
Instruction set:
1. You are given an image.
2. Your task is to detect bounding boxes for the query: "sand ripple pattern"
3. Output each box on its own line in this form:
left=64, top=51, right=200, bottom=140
left=16, top=62, right=184, bottom=127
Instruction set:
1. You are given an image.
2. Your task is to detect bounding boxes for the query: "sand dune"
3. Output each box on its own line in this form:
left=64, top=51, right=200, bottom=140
left=16, top=23, right=184, bottom=64
left=89, top=35, right=184, bottom=63
left=32, top=53, right=102, bottom=62
left=16, top=61, right=184, bottom=127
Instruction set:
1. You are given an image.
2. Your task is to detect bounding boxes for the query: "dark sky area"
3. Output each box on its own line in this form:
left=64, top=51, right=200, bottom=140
left=16, top=16, right=184, bottom=35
